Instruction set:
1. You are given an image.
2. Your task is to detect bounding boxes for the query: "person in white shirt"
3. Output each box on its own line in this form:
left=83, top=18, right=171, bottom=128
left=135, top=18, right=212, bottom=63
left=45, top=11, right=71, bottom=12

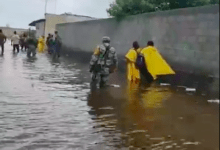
left=11, top=31, right=20, bottom=53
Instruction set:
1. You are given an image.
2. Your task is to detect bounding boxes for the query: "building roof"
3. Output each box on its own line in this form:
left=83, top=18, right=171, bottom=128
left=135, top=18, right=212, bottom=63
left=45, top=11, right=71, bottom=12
left=29, top=19, right=45, bottom=26
left=45, top=13, right=96, bottom=19
left=28, top=13, right=96, bottom=27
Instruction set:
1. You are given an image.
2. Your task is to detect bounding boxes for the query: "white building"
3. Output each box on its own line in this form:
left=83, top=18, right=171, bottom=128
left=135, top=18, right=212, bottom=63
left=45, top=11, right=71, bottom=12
left=29, top=13, right=96, bottom=38
left=29, top=19, right=45, bottom=38
left=45, top=13, right=95, bottom=38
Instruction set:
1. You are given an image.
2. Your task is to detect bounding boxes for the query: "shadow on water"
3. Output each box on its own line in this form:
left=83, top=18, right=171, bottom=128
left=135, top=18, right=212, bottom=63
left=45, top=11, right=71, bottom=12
left=12, top=52, right=17, bottom=58
left=25, top=57, right=38, bottom=63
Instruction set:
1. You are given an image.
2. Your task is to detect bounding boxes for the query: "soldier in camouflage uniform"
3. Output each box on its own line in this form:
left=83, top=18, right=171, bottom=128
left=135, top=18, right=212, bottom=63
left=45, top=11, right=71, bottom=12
left=26, top=36, right=38, bottom=57
left=89, top=36, right=118, bottom=88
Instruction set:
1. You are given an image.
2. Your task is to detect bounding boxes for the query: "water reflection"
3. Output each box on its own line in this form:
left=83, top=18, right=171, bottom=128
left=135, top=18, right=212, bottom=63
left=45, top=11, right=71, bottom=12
left=86, top=80, right=218, bottom=149
left=25, top=57, right=37, bottom=63
left=87, top=83, right=169, bottom=148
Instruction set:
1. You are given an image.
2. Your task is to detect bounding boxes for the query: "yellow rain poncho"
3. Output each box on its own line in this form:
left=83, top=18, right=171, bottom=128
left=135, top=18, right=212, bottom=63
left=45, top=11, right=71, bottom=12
left=37, top=36, right=45, bottom=53
left=141, top=46, right=175, bottom=80
left=125, top=48, right=141, bottom=82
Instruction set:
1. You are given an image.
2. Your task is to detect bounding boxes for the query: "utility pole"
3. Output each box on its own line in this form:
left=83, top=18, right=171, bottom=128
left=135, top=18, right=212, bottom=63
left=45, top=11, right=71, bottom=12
left=45, top=0, right=48, bottom=15
left=44, top=0, right=48, bottom=36
left=55, top=0, right=57, bottom=14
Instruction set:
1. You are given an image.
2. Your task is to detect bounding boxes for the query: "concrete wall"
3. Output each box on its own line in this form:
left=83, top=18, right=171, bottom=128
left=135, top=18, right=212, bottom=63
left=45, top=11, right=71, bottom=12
left=0, top=27, right=28, bottom=38
left=35, top=22, right=45, bottom=38
left=57, top=5, right=219, bottom=79
left=44, top=13, right=95, bottom=38
left=65, top=15, right=95, bottom=22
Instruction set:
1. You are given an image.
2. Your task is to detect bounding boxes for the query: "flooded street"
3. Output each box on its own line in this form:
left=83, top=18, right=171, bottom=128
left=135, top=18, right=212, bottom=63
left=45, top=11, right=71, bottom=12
left=0, top=42, right=219, bottom=150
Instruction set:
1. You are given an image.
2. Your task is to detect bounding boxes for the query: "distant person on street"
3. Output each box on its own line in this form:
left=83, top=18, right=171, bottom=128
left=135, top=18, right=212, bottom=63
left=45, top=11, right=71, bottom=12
left=11, top=31, right=20, bottom=53
left=0, top=29, right=7, bottom=55
left=125, top=41, right=141, bottom=83
left=26, top=36, right=38, bottom=57
left=19, top=34, right=25, bottom=51
left=46, top=33, right=51, bottom=52
left=89, top=36, right=118, bottom=88
left=48, top=34, right=55, bottom=54
left=23, top=34, right=28, bottom=51
left=54, top=31, right=62, bottom=57
left=37, top=35, right=45, bottom=53
left=140, top=41, right=175, bottom=82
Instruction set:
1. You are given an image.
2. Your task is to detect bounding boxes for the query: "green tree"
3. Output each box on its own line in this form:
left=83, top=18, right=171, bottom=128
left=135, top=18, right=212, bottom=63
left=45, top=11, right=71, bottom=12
left=107, top=0, right=218, bottom=18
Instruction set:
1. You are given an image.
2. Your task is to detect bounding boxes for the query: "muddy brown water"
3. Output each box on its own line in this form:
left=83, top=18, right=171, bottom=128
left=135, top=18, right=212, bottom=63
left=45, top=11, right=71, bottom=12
left=0, top=42, right=219, bottom=150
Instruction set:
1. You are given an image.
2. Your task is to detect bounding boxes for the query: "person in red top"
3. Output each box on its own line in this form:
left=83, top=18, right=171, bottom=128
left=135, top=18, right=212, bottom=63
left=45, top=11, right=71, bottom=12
left=0, top=29, right=7, bottom=55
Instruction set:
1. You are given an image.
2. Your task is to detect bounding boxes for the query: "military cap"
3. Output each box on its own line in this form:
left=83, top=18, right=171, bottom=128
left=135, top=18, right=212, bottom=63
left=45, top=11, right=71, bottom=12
left=102, top=36, right=110, bottom=42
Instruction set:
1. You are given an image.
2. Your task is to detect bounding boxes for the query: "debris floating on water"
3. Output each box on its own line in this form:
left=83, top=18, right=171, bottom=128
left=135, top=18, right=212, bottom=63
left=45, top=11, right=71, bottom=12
left=177, top=86, right=187, bottom=88
left=110, top=84, right=120, bottom=88
left=182, top=141, right=201, bottom=145
left=185, top=88, right=196, bottom=92
left=99, top=107, right=114, bottom=110
left=207, top=99, right=219, bottom=104
left=178, top=117, right=183, bottom=120
left=160, top=83, right=171, bottom=86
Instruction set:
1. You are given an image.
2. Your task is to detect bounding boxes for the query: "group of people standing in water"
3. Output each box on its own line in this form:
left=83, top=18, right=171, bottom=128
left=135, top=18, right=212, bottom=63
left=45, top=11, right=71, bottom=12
left=2, top=29, right=175, bottom=87
left=89, top=36, right=175, bottom=88
left=0, top=29, right=62, bottom=58
left=45, top=31, right=62, bottom=57
left=32, top=31, right=62, bottom=57
left=125, top=40, right=175, bottom=84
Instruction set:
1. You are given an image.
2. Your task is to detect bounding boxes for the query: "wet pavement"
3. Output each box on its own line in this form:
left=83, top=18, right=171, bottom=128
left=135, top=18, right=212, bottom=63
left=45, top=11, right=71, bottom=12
left=0, top=41, right=219, bottom=150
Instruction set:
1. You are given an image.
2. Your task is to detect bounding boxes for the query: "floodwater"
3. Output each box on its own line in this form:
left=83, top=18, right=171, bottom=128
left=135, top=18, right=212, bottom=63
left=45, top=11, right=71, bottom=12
left=0, top=42, right=219, bottom=150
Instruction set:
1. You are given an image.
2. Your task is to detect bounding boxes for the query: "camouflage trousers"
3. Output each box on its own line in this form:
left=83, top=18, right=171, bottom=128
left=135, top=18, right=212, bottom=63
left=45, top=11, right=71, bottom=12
left=90, top=71, right=109, bottom=88
left=27, top=45, right=36, bottom=57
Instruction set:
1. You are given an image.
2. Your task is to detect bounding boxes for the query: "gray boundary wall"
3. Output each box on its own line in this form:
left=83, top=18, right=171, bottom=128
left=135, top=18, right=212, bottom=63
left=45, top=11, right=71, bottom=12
left=57, top=5, right=219, bottom=78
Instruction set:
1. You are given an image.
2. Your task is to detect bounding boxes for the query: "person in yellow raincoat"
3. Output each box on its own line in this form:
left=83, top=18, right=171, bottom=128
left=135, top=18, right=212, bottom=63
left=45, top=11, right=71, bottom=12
left=140, top=41, right=175, bottom=81
left=37, top=36, right=45, bottom=53
left=125, top=41, right=141, bottom=83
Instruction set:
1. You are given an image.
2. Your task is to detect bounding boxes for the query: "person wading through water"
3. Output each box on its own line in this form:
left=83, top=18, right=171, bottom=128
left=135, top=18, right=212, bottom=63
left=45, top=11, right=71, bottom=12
left=11, top=31, right=20, bottom=53
left=19, top=34, right=25, bottom=51
left=46, top=33, right=51, bottom=53
left=37, top=35, right=45, bottom=53
left=125, top=41, right=141, bottom=83
left=140, top=41, right=175, bottom=83
left=26, top=35, right=38, bottom=57
left=0, top=29, right=7, bottom=55
left=54, top=31, right=62, bottom=58
left=89, top=36, right=118, bottom=88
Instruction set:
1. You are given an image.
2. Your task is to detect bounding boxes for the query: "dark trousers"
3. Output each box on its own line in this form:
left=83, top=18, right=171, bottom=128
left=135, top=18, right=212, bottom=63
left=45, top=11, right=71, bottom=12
left=27, top=45, right=36, bottom=57
left=21, top=45, right=27, bottom=51
left=55, top=45, right=61, bottom=56
left=0, top=43, right=4, bottom=54
left=140, top=66, right=154, bottom=84
left=13, top=44, right=19, bottom=52
left=21, top=44, right=24, bottom=50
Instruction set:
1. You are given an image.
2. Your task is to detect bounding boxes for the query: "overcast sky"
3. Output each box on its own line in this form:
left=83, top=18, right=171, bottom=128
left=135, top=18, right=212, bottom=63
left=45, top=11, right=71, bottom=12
left=0, top=0, right=115, bottom=29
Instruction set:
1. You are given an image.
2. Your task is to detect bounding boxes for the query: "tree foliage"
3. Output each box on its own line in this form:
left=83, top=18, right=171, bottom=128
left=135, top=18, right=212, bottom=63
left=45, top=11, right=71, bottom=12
left=107, top=0, right=219, bottom=18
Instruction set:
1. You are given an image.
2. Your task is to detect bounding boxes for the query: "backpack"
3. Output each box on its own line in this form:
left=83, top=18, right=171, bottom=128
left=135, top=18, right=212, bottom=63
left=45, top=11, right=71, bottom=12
left=92, top=47, right=109, bottom=73
left=136, top=53, right=145, bottom=68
